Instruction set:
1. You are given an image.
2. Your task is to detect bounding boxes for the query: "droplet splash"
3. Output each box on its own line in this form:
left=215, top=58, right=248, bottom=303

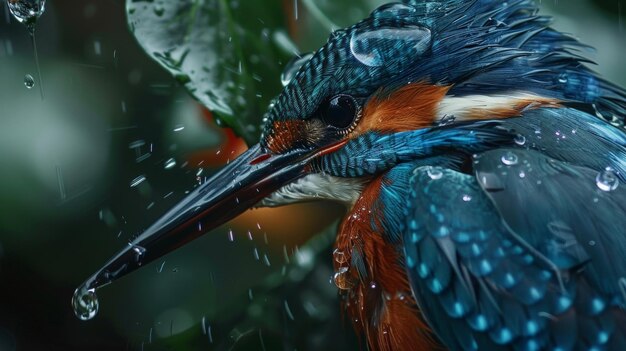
left=596, top=167, right=619, bottom=192
left=71, top=287, right=99, bottom=321
left=350, top=25, right=431, bottom=67
left=24, top=74, right=35, bottom=89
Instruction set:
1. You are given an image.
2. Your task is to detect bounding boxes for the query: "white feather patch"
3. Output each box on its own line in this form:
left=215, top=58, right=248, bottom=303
left=259, top=173, right=366, bottom=208
left=436, top=92, right=551, bottom=120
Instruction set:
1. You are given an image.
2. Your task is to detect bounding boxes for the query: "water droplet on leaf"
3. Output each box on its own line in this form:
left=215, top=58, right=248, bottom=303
left=153, top=6, right=164, bottom=17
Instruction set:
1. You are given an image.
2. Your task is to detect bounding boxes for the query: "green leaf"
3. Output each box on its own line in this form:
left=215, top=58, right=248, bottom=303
left=126, top=0, right=291, bottom=144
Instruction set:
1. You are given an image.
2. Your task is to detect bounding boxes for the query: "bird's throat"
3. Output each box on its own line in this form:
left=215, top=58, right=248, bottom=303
left=333, top=177, right=439, bottom=351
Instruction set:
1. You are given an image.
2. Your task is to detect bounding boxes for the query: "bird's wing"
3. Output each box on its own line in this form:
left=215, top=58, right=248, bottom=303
left=403, top=148, right=626, bottom=350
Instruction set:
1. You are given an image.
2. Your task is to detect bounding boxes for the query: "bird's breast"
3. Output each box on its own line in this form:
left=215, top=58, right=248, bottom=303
left=333, top=176, right=439, bottom=351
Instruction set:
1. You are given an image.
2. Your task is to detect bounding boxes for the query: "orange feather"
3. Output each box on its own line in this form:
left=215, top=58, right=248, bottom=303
left=334, top=177, right=441, bottom=351
left=354, top=83, right=451, bottom=135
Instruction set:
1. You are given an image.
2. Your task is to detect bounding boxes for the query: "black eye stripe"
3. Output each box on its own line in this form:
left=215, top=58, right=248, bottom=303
left=320, top=94, right=361, bottom=131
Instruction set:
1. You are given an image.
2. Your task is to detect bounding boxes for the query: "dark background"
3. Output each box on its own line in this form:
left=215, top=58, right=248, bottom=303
left=0, top=1, right=624, bottom=350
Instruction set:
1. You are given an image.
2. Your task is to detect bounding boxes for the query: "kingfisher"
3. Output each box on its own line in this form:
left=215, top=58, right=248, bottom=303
left=74, top=0, right=626, bottom=350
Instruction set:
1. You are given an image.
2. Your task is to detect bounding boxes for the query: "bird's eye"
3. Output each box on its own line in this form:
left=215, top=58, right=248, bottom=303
left=320, top=94, right=361, bottom=131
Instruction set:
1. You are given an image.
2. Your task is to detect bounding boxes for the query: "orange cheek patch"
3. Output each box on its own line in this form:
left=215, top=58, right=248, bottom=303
left=265, top=120, right=308, bottom=153
left=354, top=83, right=451, bottom=135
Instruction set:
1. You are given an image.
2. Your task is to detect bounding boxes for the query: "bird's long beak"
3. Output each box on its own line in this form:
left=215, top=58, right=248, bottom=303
left=72, top=142, right=336, bottom=320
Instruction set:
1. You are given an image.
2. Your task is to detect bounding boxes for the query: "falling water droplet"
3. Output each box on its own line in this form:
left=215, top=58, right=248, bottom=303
left=164, top=158, right=177, bottom=169
left=6, top=0, right=46, bottom=27
left=24, top=73, right=35, bottom=89
left=462, top=194, right=472, bottom=202
left=427, top=167, right=443, bottom=180
left=173, top=125, right=185, bottom=132
left=501, top=151, right=519, bottom=166
left=280, top=53, right=312, bottom=87
left=558, top=73, right=568, bottom=84
left=350, top=25, right=431, bottom=67
left=9, top=1, right=46, bottom=99
left=130, top=175, right=146, bottom=188
left=596, top=167, right=619, bottom=192
left=72, top=287, right=99, bottom=321
left=514, top=134, right=526, bottom=146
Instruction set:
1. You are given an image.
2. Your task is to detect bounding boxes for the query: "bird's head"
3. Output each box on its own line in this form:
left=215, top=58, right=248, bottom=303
left=72, top=1, right=556, bottom=319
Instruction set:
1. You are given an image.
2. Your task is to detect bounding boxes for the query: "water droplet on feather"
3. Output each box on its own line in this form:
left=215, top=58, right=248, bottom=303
left=501, top=151, right=519, bottom=166
left=281, top=53, right=312, bottom=87
left=350, top=26, right=431, bottom=67
left=596, top=167, right=619, bottom=192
